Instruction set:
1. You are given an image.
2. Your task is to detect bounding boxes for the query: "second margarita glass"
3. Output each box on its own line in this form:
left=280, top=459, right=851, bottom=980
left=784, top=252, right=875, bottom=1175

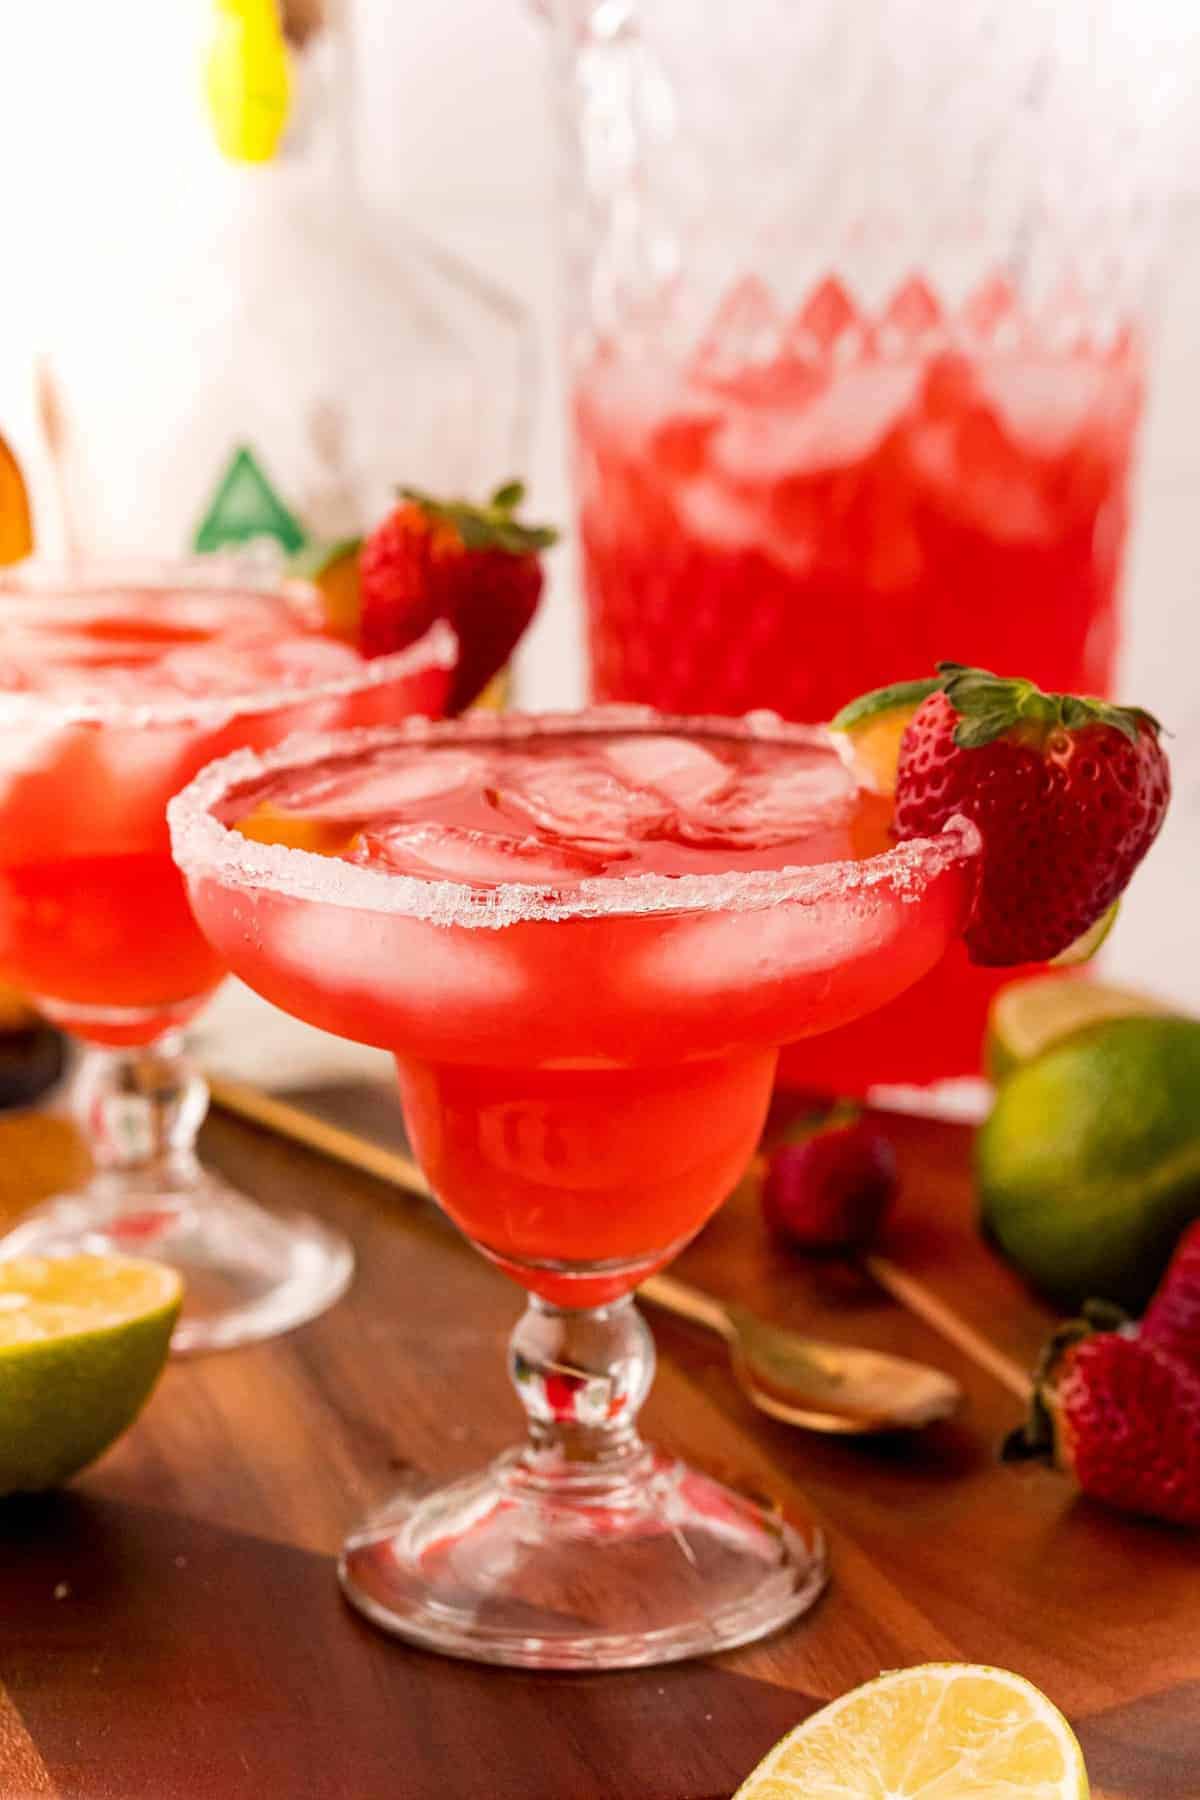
left=169, top=706, right=977, bottom=1666
left=0, top=561, right=453, bottom=1352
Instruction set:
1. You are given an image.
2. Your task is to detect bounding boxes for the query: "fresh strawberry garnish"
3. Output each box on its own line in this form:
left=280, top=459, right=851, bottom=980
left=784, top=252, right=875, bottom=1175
left=1005, top=1307, right=1200, bottom=1528
left=359, top=481, right=556, bottom=713
left=1142, top=1220, right=1200, bottom=1368
left=852, top=662, right=1170, bottom=966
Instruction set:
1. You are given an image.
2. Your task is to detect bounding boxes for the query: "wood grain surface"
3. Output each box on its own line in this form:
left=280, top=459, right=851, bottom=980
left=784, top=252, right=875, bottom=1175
left=0, top=1097, right=1196, bottom=1800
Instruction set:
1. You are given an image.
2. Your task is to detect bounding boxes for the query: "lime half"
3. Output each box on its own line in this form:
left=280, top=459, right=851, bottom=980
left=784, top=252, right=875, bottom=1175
left=1050, top=901, right=1121, bottom=969
left=830, top=677, right=941, bottom=796
left=0, top=1255, right=180, bottom=1493
left=986, top=973, right=1171, bottom=1081
left=735, top=1663, right=1087, bottom=1799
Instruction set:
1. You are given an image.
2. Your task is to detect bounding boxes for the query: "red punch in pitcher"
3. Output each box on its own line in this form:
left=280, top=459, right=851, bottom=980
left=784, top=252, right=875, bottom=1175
left=551, top=0, right=1181, bottom=1096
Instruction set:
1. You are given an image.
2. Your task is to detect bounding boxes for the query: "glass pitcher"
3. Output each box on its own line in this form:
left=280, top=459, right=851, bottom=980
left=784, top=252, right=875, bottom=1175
left=549, top=0, right=1183, bottom=1097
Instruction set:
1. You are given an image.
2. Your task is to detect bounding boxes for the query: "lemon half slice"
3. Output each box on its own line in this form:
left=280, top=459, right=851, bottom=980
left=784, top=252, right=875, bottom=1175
left=735, top=1663, right=1087, bottom=1799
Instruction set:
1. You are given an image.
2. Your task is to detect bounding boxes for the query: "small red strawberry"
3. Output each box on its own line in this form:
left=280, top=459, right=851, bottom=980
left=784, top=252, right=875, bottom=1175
left=359, top=481, right=556, bottom=714
left=1142, top=1220, right=1200, bottom=1368
left=841, top=662, right=1169, bottom=965
left=1005, top=1307, right=1200, bottom=1528
left=762, top=1106, right=898, bottom=1254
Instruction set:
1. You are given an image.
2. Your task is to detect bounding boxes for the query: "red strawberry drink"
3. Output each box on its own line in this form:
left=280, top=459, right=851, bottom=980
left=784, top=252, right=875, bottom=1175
left=0, top=562, right=454, bottom=1353
left=181, top=715, right=971, bottom=1302
left=171, top=708, right=976, bottom=1667
left=576, top=282, right=1144, bottom=1093
left=580, top=300, right=1137, bottom=718
left=169, top=667, right=1166, bottom=1669
left=0, top=572, right=452, bottom=1039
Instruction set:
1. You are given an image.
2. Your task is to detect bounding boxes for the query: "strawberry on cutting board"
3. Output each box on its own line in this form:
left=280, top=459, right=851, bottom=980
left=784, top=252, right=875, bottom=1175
left=1005, top=1309, right=1200, bottom=1529
left=359, top=481, right=556, bottom=714
left=762, top=1106, right=898, bottom=1255
left=1142, top=1219, right=1200, bottom=1368
left=1005, top=1227, right=1200, bottom=1528
left=834, top=663, right=1170, bottom=966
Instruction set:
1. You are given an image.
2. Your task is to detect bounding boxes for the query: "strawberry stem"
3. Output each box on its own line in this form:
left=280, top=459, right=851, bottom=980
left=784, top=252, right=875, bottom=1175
left=937, top=662, right=1160, bottom=750
left=1004, top=1310, right=1107, bottom=1467
left=834, top=664, right=1161, bottom=749
left=397, top=480, right=558, bottom=557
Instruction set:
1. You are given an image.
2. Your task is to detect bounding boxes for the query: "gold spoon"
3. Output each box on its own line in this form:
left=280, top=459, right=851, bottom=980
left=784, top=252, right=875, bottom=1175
left=640, top=1270, right=962, bottom=1434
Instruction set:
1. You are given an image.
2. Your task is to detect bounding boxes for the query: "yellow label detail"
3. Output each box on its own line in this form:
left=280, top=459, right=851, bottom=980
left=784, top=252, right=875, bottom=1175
left=204, top=0, right=292, bottom=165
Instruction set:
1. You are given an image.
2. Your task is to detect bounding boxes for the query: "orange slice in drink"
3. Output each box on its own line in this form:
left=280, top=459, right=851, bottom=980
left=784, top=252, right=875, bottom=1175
left=291, top=539, right=363, bottom=644
left=0, top=430, right=33, bottom=565
left=233, top=801, right=358, bottom=857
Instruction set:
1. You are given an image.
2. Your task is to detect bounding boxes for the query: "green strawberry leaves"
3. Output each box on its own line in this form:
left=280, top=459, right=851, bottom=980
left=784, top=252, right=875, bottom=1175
left=938, top=665, right=1050, bottom=749
left=398, top=479, right=558, bottom=557
left=1002, top=1298, right=1133, bottom=1466
left=938, top=662, right=1162, bottom=749
left=835, top=663, right=1162, bottom=751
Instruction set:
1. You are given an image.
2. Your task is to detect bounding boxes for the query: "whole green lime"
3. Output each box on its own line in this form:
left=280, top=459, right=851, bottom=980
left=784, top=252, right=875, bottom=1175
left=977, top=1015, right=1200, bottom=1311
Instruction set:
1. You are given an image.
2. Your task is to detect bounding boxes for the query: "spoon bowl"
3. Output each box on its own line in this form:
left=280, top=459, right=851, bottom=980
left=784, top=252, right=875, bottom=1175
left=641, top=1272, right=962, bottom=1434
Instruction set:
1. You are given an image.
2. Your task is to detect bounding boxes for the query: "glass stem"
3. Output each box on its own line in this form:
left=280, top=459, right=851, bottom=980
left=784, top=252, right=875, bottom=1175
left=76, top=1032, right=209, bottom=1199
left=508, top=1295, right=657, bottom=1502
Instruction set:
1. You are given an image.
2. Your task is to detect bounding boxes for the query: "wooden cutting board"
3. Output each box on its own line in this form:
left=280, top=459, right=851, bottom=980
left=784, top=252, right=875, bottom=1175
left=0, top=1097, right=1196, bottom=1799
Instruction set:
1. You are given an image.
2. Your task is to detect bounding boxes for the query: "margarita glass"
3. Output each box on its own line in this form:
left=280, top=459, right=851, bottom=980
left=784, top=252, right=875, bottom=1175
left=0, top=562, right=453, bottom=1352
left=170, top=707, right=976, bottom=1667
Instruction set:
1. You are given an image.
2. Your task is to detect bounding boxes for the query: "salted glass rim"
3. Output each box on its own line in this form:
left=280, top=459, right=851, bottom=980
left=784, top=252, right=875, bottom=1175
left=167, top=706, right=981, bottom=930
left=0, top=557, right=458, bottom=728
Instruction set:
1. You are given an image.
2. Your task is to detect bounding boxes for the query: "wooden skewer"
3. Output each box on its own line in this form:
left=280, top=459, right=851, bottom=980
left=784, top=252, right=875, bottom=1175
left=207, top=1076, right=429, bottom=1195
left=866, top=1254, right=1033, bottom=1403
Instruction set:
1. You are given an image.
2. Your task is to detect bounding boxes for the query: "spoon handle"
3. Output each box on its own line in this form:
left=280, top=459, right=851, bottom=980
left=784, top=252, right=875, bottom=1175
left=639, top=1271, right=735, bottom=1341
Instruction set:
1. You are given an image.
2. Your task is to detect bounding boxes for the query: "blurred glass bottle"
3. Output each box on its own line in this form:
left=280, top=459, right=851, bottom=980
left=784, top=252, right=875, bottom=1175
left=545, top=0, right=1184, bottom=1099
left=6, top=0, right=531, bottom=569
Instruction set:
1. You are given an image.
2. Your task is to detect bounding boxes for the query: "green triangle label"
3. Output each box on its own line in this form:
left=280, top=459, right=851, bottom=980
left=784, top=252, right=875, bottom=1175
left=192, top=445, right=307, bottom=556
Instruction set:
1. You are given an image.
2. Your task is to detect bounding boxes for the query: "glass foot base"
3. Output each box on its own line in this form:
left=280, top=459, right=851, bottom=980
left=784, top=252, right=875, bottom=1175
left=0, top=1178, right=354, bottom=1355
left=340, top=1448, right=827, bottom=1669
